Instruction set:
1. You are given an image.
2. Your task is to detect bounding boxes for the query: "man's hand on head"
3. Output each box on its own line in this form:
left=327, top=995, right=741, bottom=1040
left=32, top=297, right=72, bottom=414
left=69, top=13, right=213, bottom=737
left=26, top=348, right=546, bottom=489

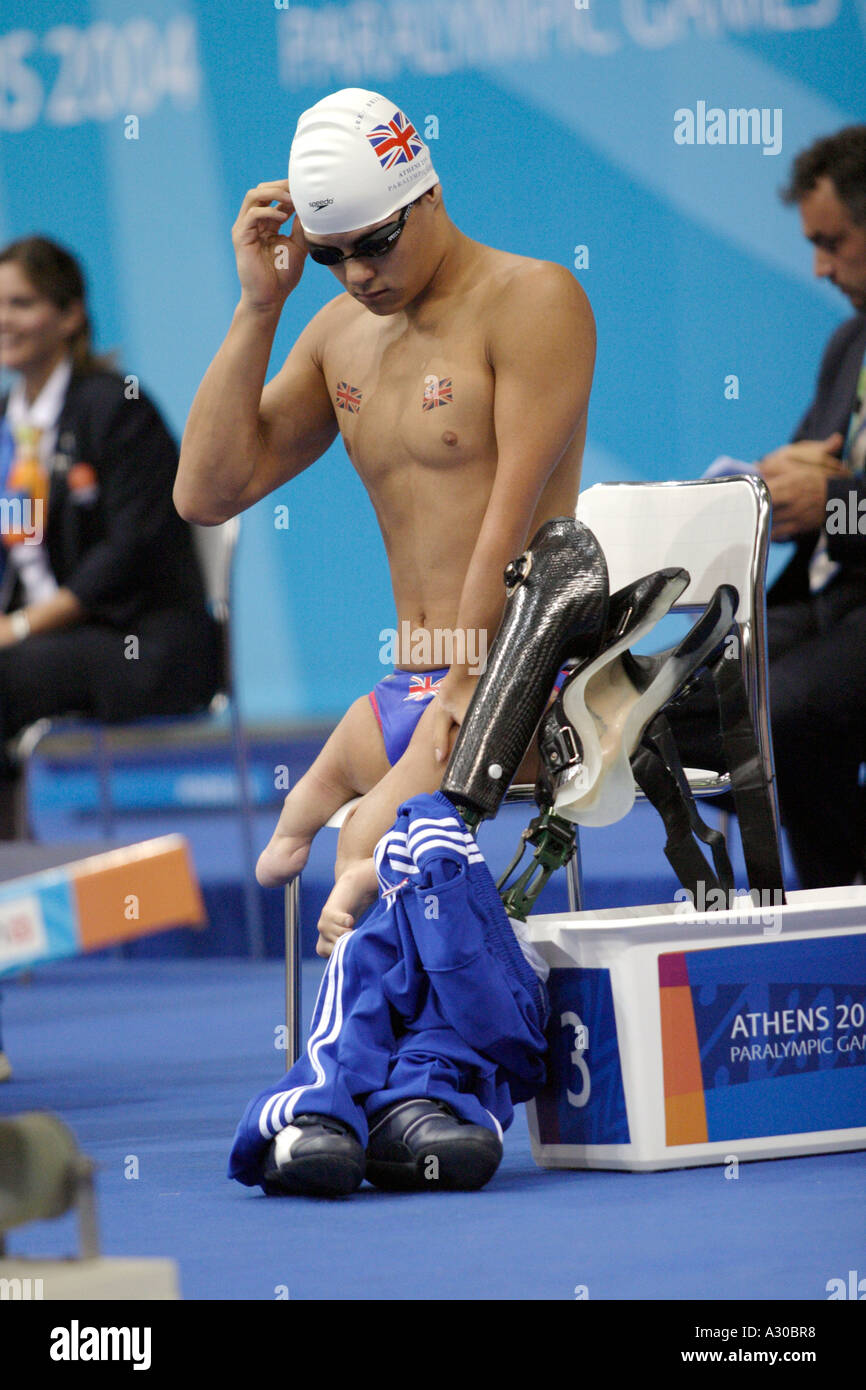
left=758, top=432, right=848, bottom=539
left=232, top=179, right=308, bottom=313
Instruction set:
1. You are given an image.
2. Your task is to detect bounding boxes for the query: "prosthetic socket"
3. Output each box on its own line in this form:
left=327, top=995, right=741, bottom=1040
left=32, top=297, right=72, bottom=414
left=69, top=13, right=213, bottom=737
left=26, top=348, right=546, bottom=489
left=441, top=517, right=609, bottom=821
left=441, top=517, right=784, bottom=918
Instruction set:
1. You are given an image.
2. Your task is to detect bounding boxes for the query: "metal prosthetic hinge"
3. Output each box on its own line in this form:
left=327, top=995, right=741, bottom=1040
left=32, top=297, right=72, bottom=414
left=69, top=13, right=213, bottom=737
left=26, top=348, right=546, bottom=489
left=496, top=807, right=577, bottom=922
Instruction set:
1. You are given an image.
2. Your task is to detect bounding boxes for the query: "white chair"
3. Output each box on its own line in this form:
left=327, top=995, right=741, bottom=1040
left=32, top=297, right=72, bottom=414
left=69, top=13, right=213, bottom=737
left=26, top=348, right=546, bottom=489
left=576, top=474, right=775, bottom=797
left=14, top=518, right=265, bottom=958
left=283, top=474, right=779, bottom=1066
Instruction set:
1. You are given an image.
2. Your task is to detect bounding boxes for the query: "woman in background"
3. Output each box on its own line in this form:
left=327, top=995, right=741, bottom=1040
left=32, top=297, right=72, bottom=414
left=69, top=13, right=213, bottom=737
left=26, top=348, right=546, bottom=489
left=0, top=235, right=222, bottom=1077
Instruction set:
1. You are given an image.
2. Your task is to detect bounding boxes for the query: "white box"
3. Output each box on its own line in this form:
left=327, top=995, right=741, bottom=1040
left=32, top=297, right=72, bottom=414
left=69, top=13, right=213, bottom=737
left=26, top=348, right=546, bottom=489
left=525, top=886, right=866, bottom=1170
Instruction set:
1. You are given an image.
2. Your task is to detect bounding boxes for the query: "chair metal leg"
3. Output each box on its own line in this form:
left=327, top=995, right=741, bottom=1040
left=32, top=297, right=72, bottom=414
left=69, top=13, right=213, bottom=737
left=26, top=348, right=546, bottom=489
left=284, top=878, right=301, bottom=1071
left=567, top=833, right=584, bottom=912
left=93, top=727, right=115, bottom=842
left=228, top=697, right=266, bottom=960
left=12, top=766, right=32, bottom=840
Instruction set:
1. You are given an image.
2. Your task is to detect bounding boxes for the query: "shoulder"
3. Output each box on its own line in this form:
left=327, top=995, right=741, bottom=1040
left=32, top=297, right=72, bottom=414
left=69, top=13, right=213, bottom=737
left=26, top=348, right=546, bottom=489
left=300, top=291, right=381, bottom=383
left=302, top=291, right=366, bottom=351
left=479, top=251, right=595, bottom=359
left=820, top=313, right=866, bottom=366
left=63, top=369, right=177, bottom=462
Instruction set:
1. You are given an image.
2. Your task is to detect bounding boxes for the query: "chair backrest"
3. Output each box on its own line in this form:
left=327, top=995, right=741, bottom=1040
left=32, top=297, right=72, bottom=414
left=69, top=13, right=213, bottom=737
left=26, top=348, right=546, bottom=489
left=576, top=474, right=774, bottom=787
left=191, top=517, right=240, bottom=625
left=576, top=475, right=770, bottom=622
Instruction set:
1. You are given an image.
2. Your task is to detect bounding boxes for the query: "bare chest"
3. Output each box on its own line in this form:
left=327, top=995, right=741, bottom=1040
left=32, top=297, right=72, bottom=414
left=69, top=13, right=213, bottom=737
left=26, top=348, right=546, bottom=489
left=324, top=327, right=497, bottom=484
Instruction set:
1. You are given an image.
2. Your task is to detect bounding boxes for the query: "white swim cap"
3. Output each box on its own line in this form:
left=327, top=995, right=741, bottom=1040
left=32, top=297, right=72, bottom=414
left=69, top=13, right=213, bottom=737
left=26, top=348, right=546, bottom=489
left=289, top=88, right=439, bottom=236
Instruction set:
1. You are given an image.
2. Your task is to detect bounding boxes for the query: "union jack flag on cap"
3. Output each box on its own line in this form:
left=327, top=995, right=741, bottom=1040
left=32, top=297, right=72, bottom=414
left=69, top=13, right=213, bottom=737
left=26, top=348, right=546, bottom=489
left=366, top=108, right=425, bottom=171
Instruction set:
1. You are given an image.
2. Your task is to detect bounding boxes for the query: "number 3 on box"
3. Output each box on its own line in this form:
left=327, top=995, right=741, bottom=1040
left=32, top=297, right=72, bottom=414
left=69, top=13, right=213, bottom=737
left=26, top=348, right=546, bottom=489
left=561, top=1011, right=590, bottom=1108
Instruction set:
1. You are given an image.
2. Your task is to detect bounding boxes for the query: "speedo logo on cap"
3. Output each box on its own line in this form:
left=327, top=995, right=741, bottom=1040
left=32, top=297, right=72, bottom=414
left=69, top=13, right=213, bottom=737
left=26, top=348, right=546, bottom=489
left=309, top=197, right=334, bottom=211
left=366, top=108, right=424, bottom=170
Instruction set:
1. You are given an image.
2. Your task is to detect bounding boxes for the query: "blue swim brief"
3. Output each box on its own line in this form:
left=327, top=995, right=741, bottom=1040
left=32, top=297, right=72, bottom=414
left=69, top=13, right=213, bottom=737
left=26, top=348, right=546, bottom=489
left=368, top=667, right=448, bottom=766
left=368, top=663, right=574, bottom=768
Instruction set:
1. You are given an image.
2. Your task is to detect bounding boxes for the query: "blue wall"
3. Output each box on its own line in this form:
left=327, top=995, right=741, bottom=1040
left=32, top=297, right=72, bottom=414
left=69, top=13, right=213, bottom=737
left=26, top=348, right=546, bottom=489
left=1, top=0, right=863, bottom=721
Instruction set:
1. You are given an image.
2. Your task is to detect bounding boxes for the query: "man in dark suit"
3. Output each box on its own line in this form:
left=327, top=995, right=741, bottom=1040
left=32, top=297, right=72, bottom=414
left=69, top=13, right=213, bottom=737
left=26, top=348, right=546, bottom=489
left=757, top=127, right=866, bottom=889
left=678, top=127, right=866, bottom=889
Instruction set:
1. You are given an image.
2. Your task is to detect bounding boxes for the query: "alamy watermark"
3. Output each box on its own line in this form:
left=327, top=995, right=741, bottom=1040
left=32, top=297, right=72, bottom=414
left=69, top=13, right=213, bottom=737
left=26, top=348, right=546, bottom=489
left=378, top=621, right=487, bottom=675
left=826, top=493, right=866, bottom=535
left=49, top=1322, right=151, bottom=1370
left=1, top=1276, right=44, bottom=1299
left=674, top=883, right=784, bottom=935
left=674, top=102, right=782, bottom=156
left=0, top=496, right=43, bottom=544
left=826, top=1269, right=865, bottom=1300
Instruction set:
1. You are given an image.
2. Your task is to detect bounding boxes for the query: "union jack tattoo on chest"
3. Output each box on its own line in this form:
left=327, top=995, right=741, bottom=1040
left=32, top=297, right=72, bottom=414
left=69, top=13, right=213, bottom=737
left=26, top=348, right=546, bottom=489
left=422, top=376, right=453, bottom=410
left=336, top=381, right=363, bottom=413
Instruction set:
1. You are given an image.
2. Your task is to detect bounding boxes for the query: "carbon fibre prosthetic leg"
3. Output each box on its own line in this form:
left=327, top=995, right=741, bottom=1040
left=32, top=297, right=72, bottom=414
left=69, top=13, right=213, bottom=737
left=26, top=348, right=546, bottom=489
left=441, top=517, right=610, bottom=824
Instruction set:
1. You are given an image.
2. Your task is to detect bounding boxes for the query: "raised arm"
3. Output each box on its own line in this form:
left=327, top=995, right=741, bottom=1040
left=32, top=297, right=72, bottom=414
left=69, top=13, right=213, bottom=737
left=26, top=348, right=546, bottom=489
left=432, top=261, right=596, bottom=760
left=175, top=180, right=339, bottom=526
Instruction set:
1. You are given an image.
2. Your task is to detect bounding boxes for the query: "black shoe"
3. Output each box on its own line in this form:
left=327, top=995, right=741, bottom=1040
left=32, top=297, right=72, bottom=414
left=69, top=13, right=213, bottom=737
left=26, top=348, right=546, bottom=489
left=262, top=1114, right=365, bottom=1197
left=366, top=1099, right=503, bottom=1192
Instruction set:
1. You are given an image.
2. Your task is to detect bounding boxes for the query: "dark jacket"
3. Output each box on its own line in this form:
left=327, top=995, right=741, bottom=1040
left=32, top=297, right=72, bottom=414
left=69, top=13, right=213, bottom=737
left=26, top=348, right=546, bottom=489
left=770, top=313, right=866, bottom=605
left=1, top=367, right=210, bottom=628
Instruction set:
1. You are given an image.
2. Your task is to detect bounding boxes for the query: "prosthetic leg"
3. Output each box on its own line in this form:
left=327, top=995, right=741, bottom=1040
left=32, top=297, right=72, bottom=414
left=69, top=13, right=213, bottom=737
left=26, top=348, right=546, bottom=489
left=441, top=517, right=610, bottom=822
left=488, top=567, right=733, bottom=916
left=441, top=519, right=784, bottom=920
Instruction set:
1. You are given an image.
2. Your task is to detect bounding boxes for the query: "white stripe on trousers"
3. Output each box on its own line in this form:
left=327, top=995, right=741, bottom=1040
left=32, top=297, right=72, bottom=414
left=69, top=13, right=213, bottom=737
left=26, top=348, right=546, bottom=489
left=258, top=930, right=350, bottom=1138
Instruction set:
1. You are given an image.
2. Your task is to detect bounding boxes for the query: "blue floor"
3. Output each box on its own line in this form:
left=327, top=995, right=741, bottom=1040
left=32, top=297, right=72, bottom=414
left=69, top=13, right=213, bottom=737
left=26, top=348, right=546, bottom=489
left=7, top=731, right=854, bottom=1308
left=3, top=957, right=863, bottom=1302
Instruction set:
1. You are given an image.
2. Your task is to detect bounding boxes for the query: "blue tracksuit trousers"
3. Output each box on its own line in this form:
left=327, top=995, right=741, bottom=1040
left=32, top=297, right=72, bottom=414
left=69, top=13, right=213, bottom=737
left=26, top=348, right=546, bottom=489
left=229, top=792, right=548, bottom=1188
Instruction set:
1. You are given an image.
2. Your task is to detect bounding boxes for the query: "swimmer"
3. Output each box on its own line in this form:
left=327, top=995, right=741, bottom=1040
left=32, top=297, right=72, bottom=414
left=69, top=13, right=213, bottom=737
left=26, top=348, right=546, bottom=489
left=176, top=88, right=595, bottom=952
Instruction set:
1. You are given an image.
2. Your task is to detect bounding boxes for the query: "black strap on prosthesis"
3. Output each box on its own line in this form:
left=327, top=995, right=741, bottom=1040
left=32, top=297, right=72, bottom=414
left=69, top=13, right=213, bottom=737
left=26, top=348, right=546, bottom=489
left=491, top=627, right=785, bottom=921
left=707, top=643, right=786, bottom=899
left=632, top=713, right=735, bottom=904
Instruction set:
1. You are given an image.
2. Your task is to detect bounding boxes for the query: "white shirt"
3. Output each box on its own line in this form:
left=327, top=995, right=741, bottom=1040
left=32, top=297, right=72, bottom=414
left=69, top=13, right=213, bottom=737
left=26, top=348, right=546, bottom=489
left=3, top=355, right=71, bottom=604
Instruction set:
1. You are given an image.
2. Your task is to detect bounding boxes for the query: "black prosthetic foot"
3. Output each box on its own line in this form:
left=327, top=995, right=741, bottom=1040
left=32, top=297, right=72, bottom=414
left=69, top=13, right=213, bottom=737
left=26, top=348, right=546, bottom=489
left=262, top=1114, right=365, bottom=1197
left=366, top=1099, right=503, bottom=1192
